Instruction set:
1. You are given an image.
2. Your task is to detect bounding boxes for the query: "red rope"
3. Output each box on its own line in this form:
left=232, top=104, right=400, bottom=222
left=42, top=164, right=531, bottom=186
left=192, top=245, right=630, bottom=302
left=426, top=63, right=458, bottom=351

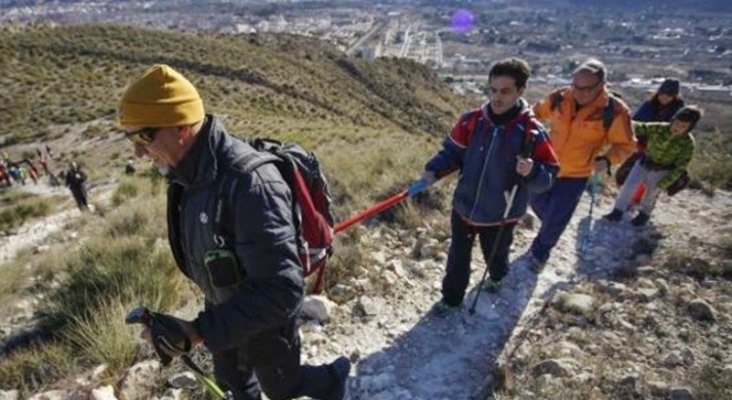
left=334, top=190, right=409, bottom=233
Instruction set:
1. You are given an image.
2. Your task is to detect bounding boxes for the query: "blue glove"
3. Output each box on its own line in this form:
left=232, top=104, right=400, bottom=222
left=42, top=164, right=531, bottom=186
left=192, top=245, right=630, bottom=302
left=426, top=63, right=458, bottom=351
left=420, top=170, right=436, bottom=184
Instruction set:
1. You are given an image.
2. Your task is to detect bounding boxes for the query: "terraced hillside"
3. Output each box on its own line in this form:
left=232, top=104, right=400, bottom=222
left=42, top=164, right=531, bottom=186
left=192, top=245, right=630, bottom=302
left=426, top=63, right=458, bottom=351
left=1, top=24, right=463, bottom=139
left=0, top=23, right=468, bottom=214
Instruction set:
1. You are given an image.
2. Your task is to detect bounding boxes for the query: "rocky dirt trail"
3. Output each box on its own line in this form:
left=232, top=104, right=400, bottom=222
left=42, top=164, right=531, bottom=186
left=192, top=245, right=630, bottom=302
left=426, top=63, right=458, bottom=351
left=301, top=185, right=732, bottom=400
left=6, top=184, right=730, bottom=400
left=0, top=180, right=116, bottom=263
left=0, top=179, right=117, bottom=349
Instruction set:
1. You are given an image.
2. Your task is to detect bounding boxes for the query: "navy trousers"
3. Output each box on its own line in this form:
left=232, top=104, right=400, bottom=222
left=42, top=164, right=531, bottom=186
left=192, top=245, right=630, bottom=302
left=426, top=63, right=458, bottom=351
left=212, top=320, right=336, bottom=400
left=442, top=209, right=516, bottom=307
left=529, top=177, right=588, bottom=263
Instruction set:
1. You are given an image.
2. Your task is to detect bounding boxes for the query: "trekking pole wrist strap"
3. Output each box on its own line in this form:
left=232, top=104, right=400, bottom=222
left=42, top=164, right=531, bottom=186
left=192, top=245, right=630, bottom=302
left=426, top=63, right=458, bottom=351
left=595, top=155, right=611, bottom=175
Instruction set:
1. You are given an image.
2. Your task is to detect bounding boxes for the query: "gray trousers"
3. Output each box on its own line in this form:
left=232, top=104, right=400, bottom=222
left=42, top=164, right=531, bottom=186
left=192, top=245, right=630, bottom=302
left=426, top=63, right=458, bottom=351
left=613, top=160, right=669, bottom=215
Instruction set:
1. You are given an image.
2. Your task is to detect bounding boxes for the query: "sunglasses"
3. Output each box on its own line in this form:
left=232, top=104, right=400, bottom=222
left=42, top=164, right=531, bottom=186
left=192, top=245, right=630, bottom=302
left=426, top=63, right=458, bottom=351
left=125, top=127, right=159, bottom=146
left=571, top=80, right=602, bottom=92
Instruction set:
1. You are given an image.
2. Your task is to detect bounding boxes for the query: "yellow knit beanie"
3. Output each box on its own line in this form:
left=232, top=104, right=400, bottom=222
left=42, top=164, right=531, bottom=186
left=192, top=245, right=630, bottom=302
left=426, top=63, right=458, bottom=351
left=119, top=64, right=205, bottom=127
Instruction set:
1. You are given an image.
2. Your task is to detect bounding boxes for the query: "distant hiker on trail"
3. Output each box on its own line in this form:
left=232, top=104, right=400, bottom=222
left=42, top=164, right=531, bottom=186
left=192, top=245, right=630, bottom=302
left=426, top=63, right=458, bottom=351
left=119, top=64, right=349, bottom=400
left=528, top=58, right=636, bottom=270
left=9, top=163, right=24, bottom=185
left=0, top=161, right=11, bottom=187
left=19, top=166, right=28, bottom=185
left=633, top=79, right=685, bottom=123
left=65, top=161, right=89, bottom=211
left=124, top=159, right=136, bottom=175
left=39, top=152, right=50, bottom=176
left=604, top=106, right=701, bottom=226
left=419, top=58, right=559, bottom=316
left=617, top=78, right=686, bottom=205
left=22, top=159, right=39, bottom=184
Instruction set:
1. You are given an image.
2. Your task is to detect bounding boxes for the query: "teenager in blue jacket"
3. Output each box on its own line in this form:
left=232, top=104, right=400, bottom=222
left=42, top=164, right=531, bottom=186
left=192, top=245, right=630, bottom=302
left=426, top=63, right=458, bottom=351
left=421, top=58, right=559, bottom=315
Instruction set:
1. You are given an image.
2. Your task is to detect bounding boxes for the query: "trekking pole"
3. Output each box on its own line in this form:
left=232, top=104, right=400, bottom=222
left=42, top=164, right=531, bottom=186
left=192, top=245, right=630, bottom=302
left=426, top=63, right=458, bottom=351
left=125, top=306, right=233, bottom=400
left=468, top=185, right=521, bottom=315
left=469, top=132, right=537, bottom=315
left=334, top=177, right=437, bottom=234
left=579, top=172, right=601, bottom=254
left=180, top=355, right=231, bottom=400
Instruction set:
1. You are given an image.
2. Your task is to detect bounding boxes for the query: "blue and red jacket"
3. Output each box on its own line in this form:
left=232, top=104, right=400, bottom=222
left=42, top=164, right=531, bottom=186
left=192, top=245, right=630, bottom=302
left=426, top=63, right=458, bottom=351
left=425, top=99, right=559, bottom=226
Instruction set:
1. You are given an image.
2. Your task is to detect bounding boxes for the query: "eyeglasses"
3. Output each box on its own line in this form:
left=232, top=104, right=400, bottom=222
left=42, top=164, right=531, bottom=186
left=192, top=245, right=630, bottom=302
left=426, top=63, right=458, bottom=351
left=571, top=80, right=602, bottom=92
left=125, top=127, right=159, bottom=146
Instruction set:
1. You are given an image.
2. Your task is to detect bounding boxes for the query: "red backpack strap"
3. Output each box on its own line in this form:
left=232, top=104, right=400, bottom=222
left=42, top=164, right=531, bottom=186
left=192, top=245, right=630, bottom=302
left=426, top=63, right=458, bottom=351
left=465, top=109, right=482, bottom=142
left=521, top=111, right=559, bottom=167
left=505, top=108, right=535, bottom=133
left=450, top=108, right=484, bottom=148
left=290, top=167, right=331, bottom=294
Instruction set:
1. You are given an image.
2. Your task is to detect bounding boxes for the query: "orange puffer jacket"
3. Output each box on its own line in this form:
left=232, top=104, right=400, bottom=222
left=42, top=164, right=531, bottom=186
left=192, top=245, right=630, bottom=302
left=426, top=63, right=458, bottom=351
left=534, top=87, right=636, bottom=178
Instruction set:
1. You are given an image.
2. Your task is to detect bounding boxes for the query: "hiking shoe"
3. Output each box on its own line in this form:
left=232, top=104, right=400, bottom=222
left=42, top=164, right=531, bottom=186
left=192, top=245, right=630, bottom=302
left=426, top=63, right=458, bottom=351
left=484, top=279, right=501, bottom=293
left=631, top=212, right=650, bottom=227
left=430, top=300, right=460, bottom=318
left=323, top=356, right=351, bottom=400
left=603, top=208, right=623, bottom=222
left=529, top=256, right=546, bottom=273
left=519, top=251, right=546, bottom=273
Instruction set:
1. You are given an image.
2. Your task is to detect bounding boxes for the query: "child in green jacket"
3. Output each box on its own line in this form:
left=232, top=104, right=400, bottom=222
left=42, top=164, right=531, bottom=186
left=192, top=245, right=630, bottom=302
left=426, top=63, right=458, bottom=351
left=604, top=106, right=702, bottom=226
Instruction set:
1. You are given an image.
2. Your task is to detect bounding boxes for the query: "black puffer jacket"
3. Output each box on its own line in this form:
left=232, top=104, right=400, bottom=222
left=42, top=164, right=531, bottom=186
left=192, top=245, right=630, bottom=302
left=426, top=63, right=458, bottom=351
left=166, top=115, right=303, bottom=353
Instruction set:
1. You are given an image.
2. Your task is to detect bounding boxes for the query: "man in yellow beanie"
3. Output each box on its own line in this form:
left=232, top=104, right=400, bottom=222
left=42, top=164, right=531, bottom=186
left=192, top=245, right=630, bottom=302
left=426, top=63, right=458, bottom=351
left=120, top=64, right=350, bottom=400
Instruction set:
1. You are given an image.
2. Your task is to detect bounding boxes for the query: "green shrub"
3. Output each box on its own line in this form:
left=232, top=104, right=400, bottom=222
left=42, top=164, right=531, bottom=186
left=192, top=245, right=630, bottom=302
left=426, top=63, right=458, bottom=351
left=0, top=179, right=184, bottom=392
left=106, top=209, right=148, bottom=237
left=111, top=178, right=141, bottom=206
left=3, top=237, right=182, bottom=390
left=0, top=341, right=75, bottom=393
left=689, top=152, right=732, bottom=191
left=63, top=297, right=146, bottom=371
left=35, top=236, right=184, bottom=335
left=689, top=128, right=732, bottom=190
left=0, top=194, right=53, bottom=232
left=0, top=256, right=31, bottom=306
left=0, top=189, right=35, bottom=206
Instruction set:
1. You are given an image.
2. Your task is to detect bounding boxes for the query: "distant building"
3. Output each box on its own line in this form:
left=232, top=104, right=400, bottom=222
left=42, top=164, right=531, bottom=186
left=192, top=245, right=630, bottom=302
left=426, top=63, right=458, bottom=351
left=691, top=85, right=732, bottom=102
left=358, top=47, right=375, bottom=59
left=235, top=24, right=256, bottom=34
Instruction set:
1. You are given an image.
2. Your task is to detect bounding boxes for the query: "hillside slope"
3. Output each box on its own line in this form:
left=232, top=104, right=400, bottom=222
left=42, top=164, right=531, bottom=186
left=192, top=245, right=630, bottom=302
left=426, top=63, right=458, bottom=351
left=0, top=24, right=461, bottom=142
left=0, top=23, right=467, bottom=215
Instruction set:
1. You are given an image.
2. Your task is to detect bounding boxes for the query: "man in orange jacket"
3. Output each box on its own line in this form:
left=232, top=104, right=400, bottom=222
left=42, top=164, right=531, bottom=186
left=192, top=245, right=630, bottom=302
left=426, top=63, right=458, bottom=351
left=527, top=58, right=636, bottom=269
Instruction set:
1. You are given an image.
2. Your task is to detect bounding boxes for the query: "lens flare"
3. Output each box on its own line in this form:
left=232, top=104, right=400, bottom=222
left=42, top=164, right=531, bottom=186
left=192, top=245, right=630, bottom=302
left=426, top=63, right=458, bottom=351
left=451, top=9, right=474, bottom=34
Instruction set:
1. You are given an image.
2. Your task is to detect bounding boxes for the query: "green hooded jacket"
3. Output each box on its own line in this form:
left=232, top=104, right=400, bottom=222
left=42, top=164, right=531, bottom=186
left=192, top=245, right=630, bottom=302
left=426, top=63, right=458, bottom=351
left=633, top=121, right=695, bottom=189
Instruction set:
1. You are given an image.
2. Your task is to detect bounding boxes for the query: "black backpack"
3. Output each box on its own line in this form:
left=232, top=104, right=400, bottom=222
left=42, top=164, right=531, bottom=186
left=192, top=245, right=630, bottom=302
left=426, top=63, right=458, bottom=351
left=550, top=89, right=617, bottom=133
left=217, top=138, right=336, bottom=293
